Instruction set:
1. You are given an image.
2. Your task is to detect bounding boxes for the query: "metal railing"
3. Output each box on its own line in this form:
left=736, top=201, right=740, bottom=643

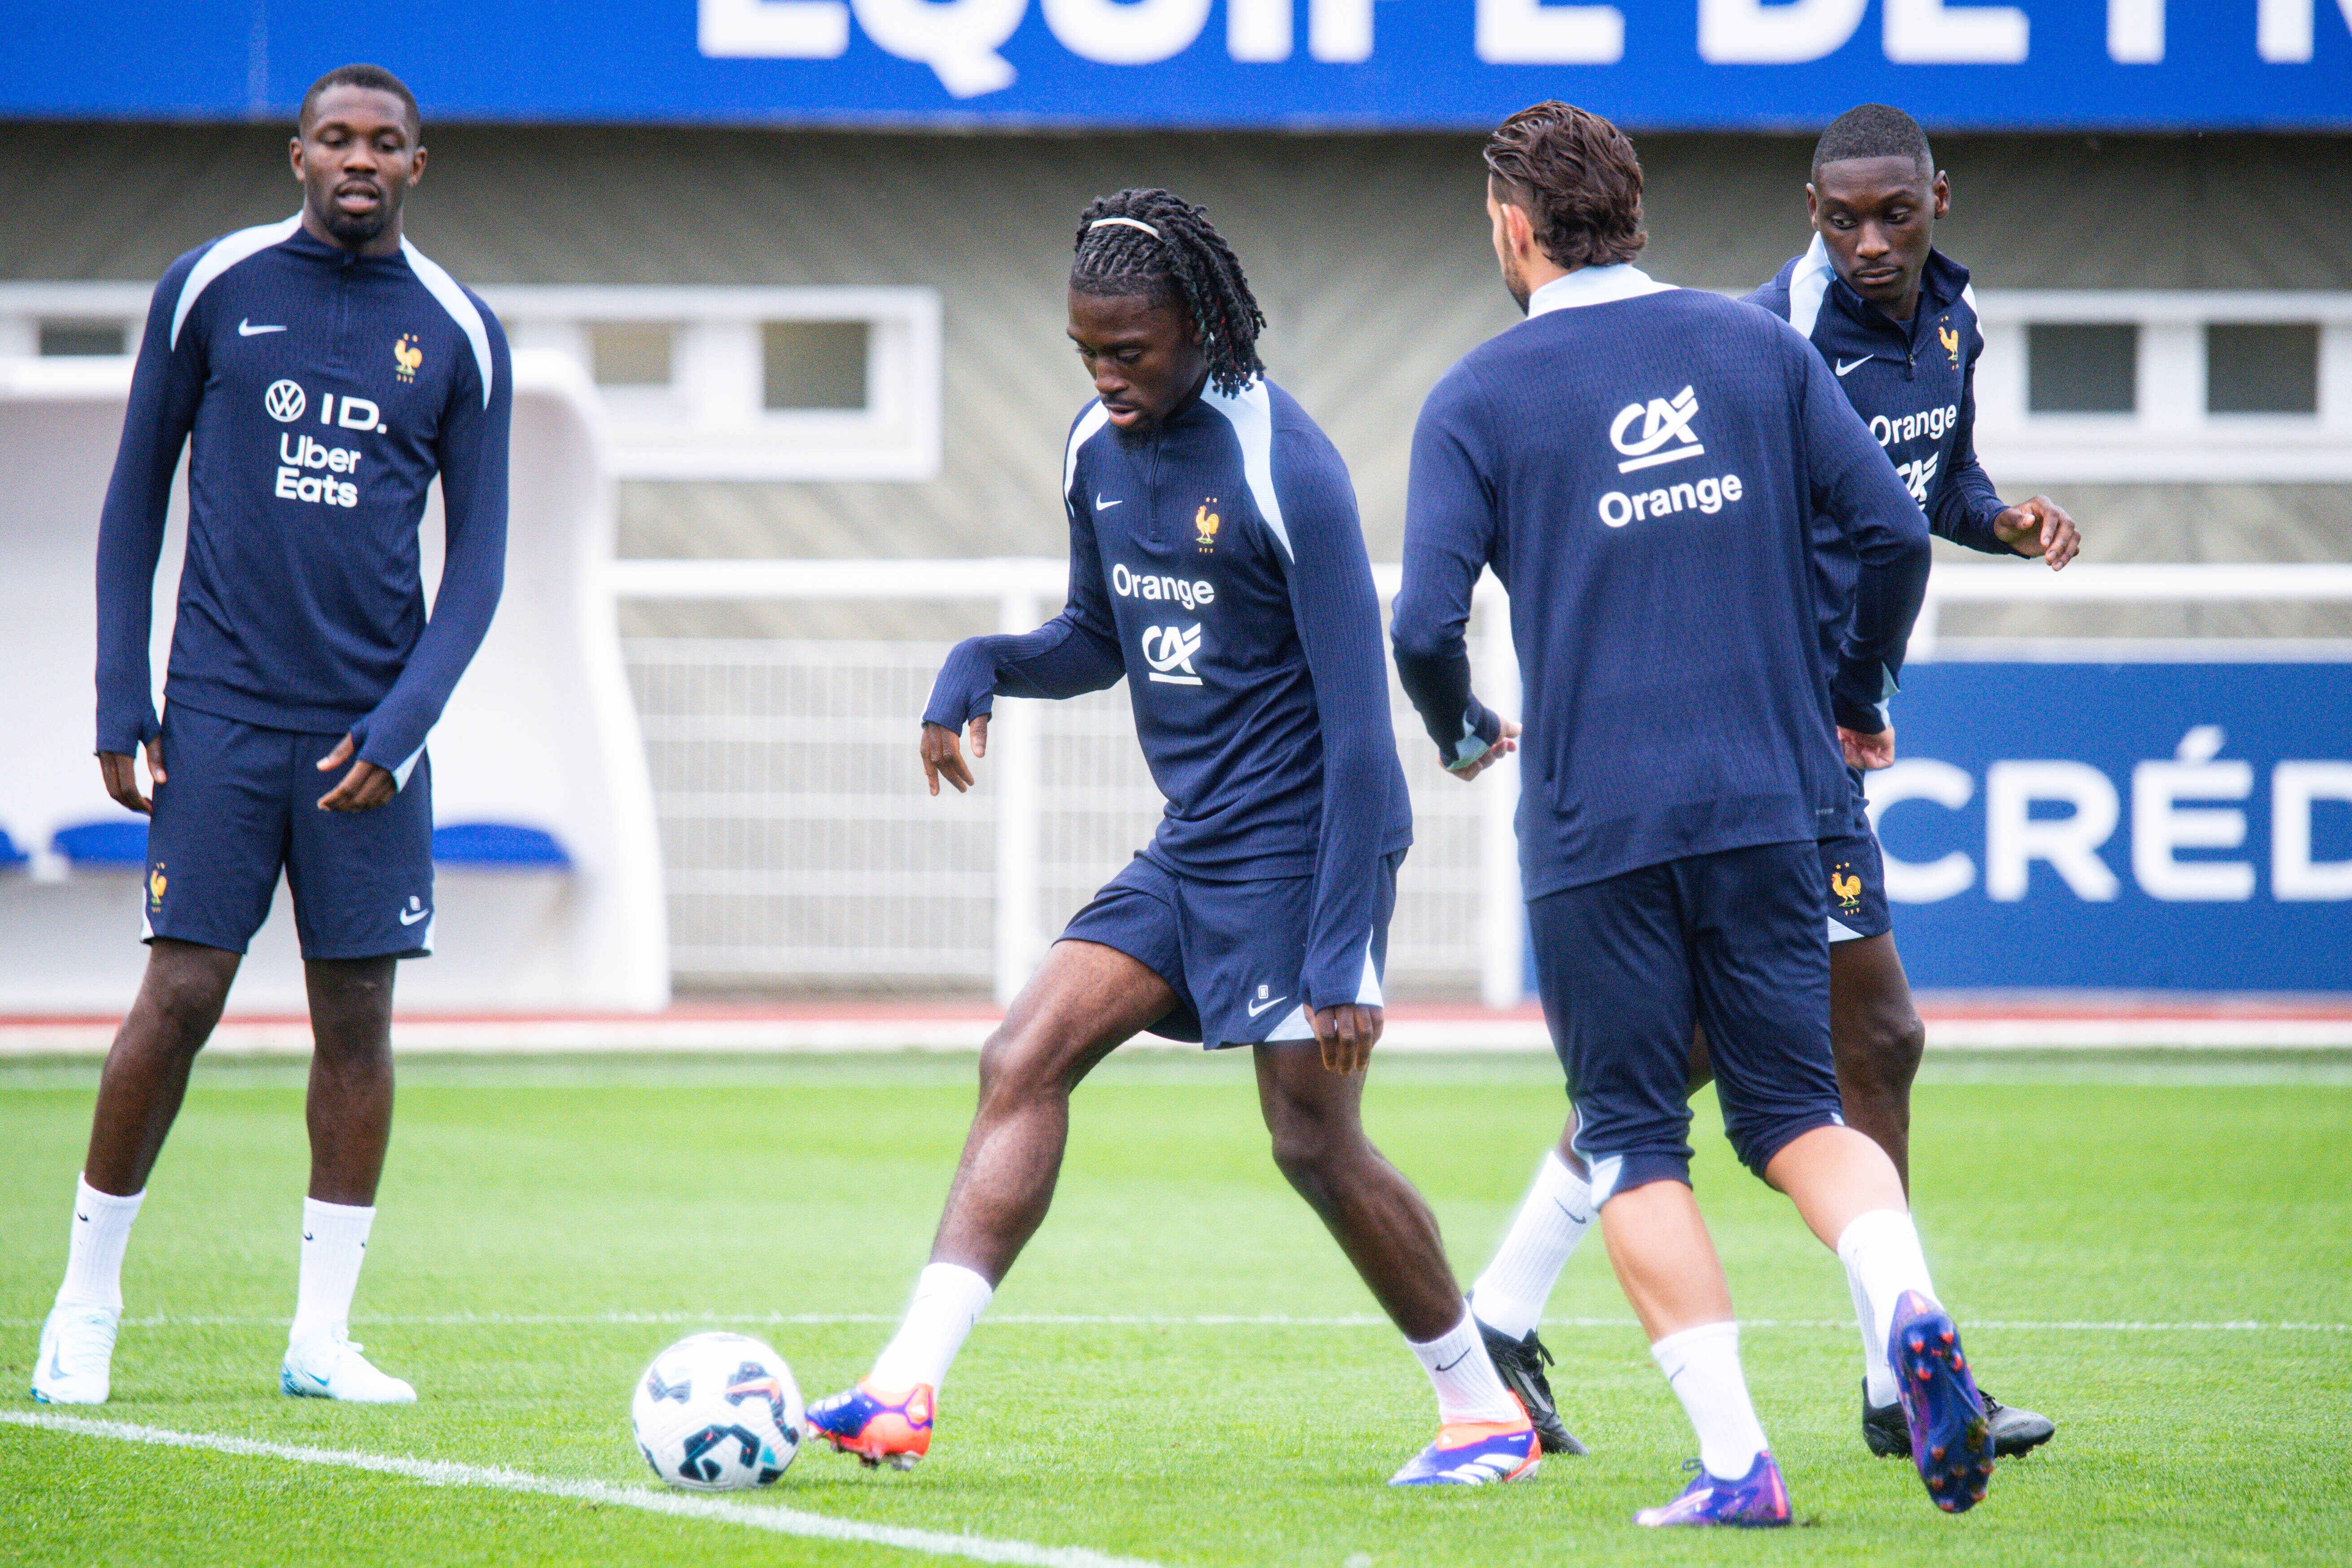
left=610, top=558, right=2352, bottom=1005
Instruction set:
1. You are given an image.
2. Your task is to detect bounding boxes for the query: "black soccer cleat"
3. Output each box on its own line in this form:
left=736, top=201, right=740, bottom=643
left=1476, top=1317, right=1588, bottom=1456
left=1866, top=1381, right=2054, bottom=1460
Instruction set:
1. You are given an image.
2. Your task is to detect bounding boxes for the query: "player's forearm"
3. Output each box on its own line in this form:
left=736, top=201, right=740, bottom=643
left=921, top=619, right=1121, bottom=729
left=1929, top=465, right=2011, bottom=554
left=351, top=534, right=505, bottom=772
left=1833, top=527, right=1931, bottom=731
left=90, top=466, right=178, bottom=752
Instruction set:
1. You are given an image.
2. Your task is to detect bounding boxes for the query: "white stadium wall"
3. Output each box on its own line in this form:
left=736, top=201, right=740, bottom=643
left=0, top=350, right=669, bottom=1013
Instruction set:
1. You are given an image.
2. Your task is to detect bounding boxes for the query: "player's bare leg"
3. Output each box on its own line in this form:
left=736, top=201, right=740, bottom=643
left=279, top=955, right=413, bottom=1404
left=80, top=938, right=241, bottom=1197
left=807, top=939, right=1172, bottom=1467
left=1828, top=935, right=1926, bottom=1191
left=1256, top=1038, right=1537, bottom=1484
left=1253, top=1042, right=1462, bottom=1341
left=303, top=957, right=398, bottom=1205
left=927, top=939, right=1176, bottom=1280
left=34, top=940, right=238, bottom=1404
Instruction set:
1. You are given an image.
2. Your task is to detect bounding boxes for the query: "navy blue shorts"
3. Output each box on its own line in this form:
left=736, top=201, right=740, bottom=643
left=1823, top=768, right=1891, bottom=944
left=1058, top=851, right=1400, bottom=1047
left=143, top=704, right=435, bottom=961
left=1526, top=840, right=1843, bottom=1201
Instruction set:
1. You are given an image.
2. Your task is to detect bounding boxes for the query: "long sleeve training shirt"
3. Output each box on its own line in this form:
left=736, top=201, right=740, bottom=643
left=1747, top=239, right=2013, bottom=687
left=926, top=378, right=1412, bottom=1012
left=94, top=218, right=511, bottom=781
left=1392, top=265, right=1931, bottom=900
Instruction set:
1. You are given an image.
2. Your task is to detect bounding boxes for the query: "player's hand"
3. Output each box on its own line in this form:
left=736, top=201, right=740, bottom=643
left=1311, top=1003, right=1384, bottom=1075
left=1994, top=496, right=2080, bottom=570
left=1838, top=722, right=1896, bottom=771
left=921, top=716, right=989, bottom=796
left=1447, top=718, right=1520, bottom=782
left=315, top=735, right=396, bottom=812
left=97, top=736, right=167, bottom=815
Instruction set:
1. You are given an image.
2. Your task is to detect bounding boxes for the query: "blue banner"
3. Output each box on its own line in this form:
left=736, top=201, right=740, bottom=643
left=1870, top=662, right=2352, bottom=992
left=3, top=2, right=2347, bottom=130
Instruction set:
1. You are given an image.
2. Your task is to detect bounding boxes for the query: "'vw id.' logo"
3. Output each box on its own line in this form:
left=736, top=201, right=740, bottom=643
left=1141, top=624, right=1204, bottom=686
left=263, top=379, right=306, bottom=423
left=1609, top=385, right=1705, bottom=474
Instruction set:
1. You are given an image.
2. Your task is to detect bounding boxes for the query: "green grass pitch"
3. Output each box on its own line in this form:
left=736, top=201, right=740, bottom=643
left=4, top=1049, right=2349, bottom=1566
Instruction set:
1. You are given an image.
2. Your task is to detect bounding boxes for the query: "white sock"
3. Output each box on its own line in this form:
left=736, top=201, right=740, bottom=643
left=1469, top=1151, right=1593, bottom=1340
left=1836, top=1208, right=1938, bottom=1380
left=56, top=1175, right=144, bottom=1313
left=1406, top=1308, right=1525, bottom=1426
left=1650, top=1321, right=1770, bottom=1479
left=1845, top=1251, right=1901, bottom=1406
left=290, top=1198, right=375, bottom=1347
left=869, top=1262, right=993, bottom=1393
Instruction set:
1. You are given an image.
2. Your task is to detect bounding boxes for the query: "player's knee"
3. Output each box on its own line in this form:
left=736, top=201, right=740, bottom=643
left=1264, top=1099, right=1351, bottom=1191
left=139, top=962, right=232, bottom=1048
left=974, top=1024, right=1067, bottom=1115
left=1841, top=1003, right=1926, bottom=1095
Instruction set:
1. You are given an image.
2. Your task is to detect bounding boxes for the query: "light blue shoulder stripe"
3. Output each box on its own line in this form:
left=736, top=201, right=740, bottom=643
left=170, top=215, right=303, bottom=349
left=1063, top=400, right=1112, bottom=510
left=1200, top=379, right=1291, bottom=562
left=400, top=240, right=495, bottom=408
left=1789, top=233, right=1834, bottom=340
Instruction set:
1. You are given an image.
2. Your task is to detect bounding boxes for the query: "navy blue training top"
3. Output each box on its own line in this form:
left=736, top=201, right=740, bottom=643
left=926, top=378, right=1412, bottom=1013
left=95, top=217, right=511, bottom=782
left=1747, top=239, right=2014, bottom=681
left=1392, top=265, right=1931, bottom=900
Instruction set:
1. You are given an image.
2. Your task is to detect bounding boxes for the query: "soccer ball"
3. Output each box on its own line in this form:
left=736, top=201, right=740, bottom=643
left=629, top=1331, right=804, bottom=1491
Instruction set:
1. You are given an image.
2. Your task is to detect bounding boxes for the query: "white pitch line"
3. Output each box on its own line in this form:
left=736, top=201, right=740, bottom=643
left=0, top=1412, right=1163, bottom=1568
left=3, top=1311, right=2345, bottom=1333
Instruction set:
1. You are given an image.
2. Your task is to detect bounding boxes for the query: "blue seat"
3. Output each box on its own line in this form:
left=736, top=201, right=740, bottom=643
left=431, top=823, right=571, bottom=869
left=0, top=828, right=26, bottom=867
left=52, top=820, right=149, bottom=867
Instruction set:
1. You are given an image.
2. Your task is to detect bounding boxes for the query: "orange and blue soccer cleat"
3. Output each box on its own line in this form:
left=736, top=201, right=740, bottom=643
left=805, top=1379, right=934, bottom=1470
left=1888, top=1291, right=1996, bottom=1513
left=1633, top=1452, right=1793, bottom=1528
left=1387, top=1418, right=1540, bottom=1486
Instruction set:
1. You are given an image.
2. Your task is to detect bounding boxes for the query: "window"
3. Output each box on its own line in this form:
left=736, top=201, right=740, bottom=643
left=763, top=320, right=868, bottom=411
left=2027, top=323, right=2136, bottom=413
left=2206, top=322, right=2318, bottom=415
left=588, top=322, right=676, bottom=388
left=38, top=320, right=125, bottom=356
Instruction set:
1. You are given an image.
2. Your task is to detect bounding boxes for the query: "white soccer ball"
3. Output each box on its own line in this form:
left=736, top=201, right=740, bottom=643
left=630, top=1331, right=804, bottom=1491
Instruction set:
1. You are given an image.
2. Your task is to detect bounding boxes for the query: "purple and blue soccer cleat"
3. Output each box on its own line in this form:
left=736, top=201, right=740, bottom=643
left=1387, top=1419, right=1540, bottom=1486
left=1888, top=1290, right=1996, bottom=1513
left=1633, top=1451, right=1792, bottom=1528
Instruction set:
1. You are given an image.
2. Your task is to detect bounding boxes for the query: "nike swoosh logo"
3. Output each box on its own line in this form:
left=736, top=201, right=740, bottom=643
left=1245, top=994, right=1288, bottom=1018
left=399, top=907, right=431, bottom=925
left=1835, top=356, right=1870, bottom=377
left=1552, top=1199, right=1587, bottom=1223
left=1094, top=494, right=1122, bottom=510
left=1434, top=1351, right=1471, bottom=1373
left=303, top=1232, right=314, bottom=1242
left=238, top=319, right=287, bottom=336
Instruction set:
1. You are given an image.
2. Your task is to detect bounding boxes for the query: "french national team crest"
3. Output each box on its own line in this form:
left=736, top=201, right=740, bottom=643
left=1830, top=861, right=1864, bottom=916
left=1937, top=320, right=1960, bottom=368
left=146, top=862, right=167, bottom=915
left=1195, top=501, right=1220, bottom=553
left=393, top=334, right=423, bottom=382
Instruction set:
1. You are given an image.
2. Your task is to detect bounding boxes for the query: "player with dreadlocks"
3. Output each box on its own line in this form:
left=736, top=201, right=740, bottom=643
left=805, top=189, right=1542, bottom=1487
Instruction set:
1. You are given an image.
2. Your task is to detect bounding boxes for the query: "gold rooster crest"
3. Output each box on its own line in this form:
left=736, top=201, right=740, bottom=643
left=1194, top=502, right=1221, bottom=552
left=1831, top=867, right=1862, bottom=905
left=1937, top=322, right=1960, bottom=366
left=393, top=334, right=424, bottom=382
left=147, top=864, right=168, bottom=905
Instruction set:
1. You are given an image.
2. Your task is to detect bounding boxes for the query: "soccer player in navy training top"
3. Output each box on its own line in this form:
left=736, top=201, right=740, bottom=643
left=803, top=190, right=1540, bottom=1488
left=1393, top=103, right=1992, bottom=1525
left=32, top=66, right=509, bottom=1409
left=1462, top=102, right=2064, bottom=1464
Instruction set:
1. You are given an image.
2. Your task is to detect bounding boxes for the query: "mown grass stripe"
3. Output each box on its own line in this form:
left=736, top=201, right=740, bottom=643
left=6, top=1311, right=2345, bottom=1332
left=0, top=1411, right=1165, bottom=1568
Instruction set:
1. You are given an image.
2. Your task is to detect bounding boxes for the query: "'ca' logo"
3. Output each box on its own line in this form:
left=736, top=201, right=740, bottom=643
left=1140, top=624, right=1204, bottom=687
left=1608, top=385, right=1705, bottom=474
left=263, top=379, right=306, bottom=423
